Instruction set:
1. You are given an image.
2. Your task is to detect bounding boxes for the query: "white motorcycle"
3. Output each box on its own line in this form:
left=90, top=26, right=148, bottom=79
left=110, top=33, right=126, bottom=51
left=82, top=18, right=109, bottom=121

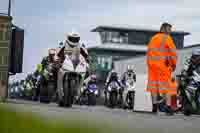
left=58, top=54, right=88, bottom=107
left=124, top=79, right=136, bottom=110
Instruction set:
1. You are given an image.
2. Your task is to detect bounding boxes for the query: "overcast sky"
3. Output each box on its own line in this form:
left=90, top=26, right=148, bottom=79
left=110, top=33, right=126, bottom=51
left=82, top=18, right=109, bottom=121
left=1, top=0, right=200, bottom=77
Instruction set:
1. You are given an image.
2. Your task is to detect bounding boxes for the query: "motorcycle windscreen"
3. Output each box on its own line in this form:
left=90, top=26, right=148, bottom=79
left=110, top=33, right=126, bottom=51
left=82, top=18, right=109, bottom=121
left=110, top=82, right=119, bottom=89
left=62, top=56, right=74, bottom=71
left=88, top=84, right=97, bottom=91
left=75, top=55, right=87, bottom=73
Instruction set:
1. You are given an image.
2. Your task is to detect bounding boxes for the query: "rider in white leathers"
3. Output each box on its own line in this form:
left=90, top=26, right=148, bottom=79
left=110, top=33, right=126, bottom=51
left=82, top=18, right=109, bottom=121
left=121, top=65, right=136, bottom=108
left=56, top=31, right=89, bottom=103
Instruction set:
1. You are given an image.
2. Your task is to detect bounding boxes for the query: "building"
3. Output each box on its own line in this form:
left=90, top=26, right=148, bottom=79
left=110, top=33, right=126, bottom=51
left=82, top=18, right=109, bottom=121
left=9, top=25, right=24, bottom=74
left=0, top=14, right=12, bottom=100
left=0, top=13, right=24, bottom=100
left=88, top=25, right=190, bottom=82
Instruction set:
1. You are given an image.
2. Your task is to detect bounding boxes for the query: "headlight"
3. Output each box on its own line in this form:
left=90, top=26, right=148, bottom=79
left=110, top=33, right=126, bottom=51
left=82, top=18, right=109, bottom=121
left=81, top=87, right=84, bottom=92
left=94, top=90, right=98, bottom=95
left=89, top=89, right=94, bottom=93
left=108, top=87, right=111, bottom=91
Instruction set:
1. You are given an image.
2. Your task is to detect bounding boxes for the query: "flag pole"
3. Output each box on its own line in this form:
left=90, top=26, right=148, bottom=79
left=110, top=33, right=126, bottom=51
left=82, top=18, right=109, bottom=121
left=8, top=0, right=11, bottom=16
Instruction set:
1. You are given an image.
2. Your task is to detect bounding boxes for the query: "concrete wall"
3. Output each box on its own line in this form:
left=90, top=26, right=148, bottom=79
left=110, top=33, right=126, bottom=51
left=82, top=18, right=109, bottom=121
left=0, top=15, right=12, bottom=100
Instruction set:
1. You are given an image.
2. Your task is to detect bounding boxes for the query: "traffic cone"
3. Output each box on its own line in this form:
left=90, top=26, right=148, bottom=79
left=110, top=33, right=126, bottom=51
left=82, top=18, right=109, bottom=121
left=171, top=95, right=177, bottom=110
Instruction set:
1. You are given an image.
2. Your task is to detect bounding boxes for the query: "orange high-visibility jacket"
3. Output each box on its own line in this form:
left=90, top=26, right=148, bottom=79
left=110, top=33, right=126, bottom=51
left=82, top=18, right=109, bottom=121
left=168, top=80, right=178, bottom=96
left=146, top=33, right=177, bottom=94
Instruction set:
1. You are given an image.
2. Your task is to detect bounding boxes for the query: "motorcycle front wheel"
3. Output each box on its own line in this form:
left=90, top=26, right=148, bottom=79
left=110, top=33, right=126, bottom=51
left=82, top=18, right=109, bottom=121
left=88, top=93, right=96, bottom=106
left=109, top=91, right=118, bottom=108
left=63, top=73, right=74, bottom=108
left=127, top=91, right=135, bottom=110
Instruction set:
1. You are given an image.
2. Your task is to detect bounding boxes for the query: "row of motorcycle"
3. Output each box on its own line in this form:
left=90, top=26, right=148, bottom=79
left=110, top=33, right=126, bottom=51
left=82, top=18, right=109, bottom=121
left=79, top=79, right=136, bottom=110
left=9, top=66, right=136, bottom=111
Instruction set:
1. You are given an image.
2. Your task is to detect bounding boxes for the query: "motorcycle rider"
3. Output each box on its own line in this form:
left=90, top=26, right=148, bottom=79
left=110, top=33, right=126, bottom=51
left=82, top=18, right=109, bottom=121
left=81, top=74, right=98, bottom=96
left=121, top=65, right=136, bottom=84
left=104, top=69, right=121, bottom=105
left=41, top=49, right=57, bottom=70
left=37, top=49, right=59, bottom=102
left=121, top=65, right=136, bottom=108
left=185, top=49, right=200, bottom=77
left=179, top=48, right=200, bottom=114
left=56, top=31, right=89, bottom=105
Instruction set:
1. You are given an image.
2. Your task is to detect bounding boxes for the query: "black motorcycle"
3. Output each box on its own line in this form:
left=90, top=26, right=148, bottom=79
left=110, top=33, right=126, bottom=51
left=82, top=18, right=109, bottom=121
left=178, top=69, right=200, bottom=116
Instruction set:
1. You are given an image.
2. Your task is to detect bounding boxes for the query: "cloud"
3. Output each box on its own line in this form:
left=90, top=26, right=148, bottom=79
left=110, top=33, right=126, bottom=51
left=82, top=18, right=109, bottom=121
left=0, top=0, right=9, bottom=14
left=9, top=0, right=200, bottom=73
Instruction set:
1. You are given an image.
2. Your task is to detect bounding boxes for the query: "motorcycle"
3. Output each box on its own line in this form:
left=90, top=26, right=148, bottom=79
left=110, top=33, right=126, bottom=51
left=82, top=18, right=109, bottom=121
left=58, top=54, right=87, bottom=108
left=181, top=69, right=200, bottom=116
left=124, top=79, right=136, bottom=110
left=79, top=83, right=99, bottom=106
left=178, top=67, right=200, bottom=116
left=107, top=81, right=120, bottom=108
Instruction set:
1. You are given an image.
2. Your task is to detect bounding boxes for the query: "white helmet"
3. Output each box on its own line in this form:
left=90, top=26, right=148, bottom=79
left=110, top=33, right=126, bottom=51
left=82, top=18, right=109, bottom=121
left=111, top=69, right=116, bottom=73
left=91, top=74, right=97, bottom=81
left=127, top=65, right=135, bottom=72
left=65, top=31, right=80, bottom=47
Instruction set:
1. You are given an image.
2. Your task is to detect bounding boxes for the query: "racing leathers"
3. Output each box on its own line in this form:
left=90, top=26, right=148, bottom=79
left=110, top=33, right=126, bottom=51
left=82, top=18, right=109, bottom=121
left=56, top=44, right=89, bottom=102
left=121, top=71, right=136, bottom=107
left=104, top=71, right=121, bottom=104
left=81, top=75, right=97, bottom=95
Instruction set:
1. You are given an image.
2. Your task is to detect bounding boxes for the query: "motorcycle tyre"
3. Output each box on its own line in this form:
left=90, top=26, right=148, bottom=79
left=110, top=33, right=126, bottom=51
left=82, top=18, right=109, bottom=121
left=109, top=91, right=118, bottom=108
left=88, top=93, right=96, bottom=106
left=63, top=74, right=74, bottom=108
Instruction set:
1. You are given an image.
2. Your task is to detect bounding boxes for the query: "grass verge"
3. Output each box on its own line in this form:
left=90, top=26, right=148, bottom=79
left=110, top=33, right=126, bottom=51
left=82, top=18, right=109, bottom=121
left=0, top=104, right=113, bottom=133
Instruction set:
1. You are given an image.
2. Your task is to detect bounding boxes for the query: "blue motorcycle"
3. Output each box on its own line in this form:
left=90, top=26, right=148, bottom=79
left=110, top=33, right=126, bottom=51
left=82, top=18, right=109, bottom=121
left=79, top=83, right=99, bottom=106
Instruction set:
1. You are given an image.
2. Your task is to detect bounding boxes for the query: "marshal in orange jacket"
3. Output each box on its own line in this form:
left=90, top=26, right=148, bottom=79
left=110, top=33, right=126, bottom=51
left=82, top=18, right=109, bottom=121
left=146, top=33, right=177, bottom=94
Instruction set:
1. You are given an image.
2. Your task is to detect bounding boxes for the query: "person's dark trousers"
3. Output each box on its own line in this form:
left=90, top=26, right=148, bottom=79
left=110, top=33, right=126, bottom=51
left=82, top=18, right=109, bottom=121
left=152, top=104, right=158, bottom=113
